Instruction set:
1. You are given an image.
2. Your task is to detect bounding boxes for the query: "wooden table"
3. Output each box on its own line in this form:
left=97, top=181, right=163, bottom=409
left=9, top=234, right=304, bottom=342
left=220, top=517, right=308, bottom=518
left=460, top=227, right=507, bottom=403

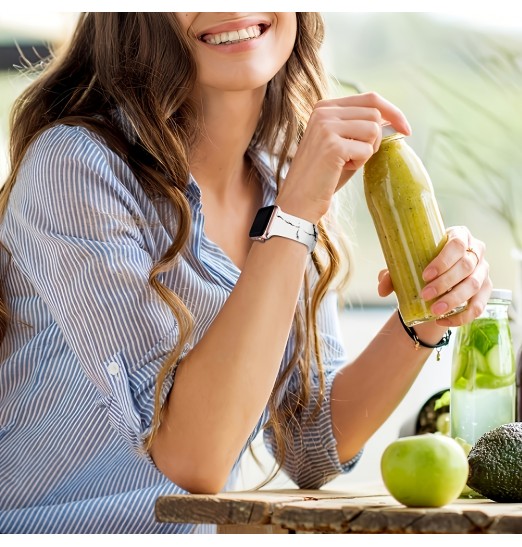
left=155, top=483, right=522, bottom=533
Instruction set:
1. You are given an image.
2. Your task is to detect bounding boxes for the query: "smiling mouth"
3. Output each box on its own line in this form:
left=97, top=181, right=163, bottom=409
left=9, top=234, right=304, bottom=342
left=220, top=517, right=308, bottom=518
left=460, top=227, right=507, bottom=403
left=199, top=24, right=269, bottom=46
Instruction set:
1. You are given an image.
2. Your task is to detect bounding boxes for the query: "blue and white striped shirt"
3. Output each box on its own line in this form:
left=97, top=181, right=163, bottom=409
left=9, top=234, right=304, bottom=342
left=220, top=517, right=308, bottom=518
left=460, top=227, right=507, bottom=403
left=0, top=123, right=360, bottom=533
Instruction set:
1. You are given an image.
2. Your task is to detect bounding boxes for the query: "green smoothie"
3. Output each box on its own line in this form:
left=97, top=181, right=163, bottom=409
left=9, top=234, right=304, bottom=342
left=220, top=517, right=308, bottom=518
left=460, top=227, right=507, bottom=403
left=363, top=133, right=450, bottom=326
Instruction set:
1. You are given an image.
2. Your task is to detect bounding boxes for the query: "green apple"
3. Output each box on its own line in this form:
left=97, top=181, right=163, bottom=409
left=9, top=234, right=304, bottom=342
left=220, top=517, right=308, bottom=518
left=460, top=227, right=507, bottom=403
left=381, top=433, right=469, bottom=507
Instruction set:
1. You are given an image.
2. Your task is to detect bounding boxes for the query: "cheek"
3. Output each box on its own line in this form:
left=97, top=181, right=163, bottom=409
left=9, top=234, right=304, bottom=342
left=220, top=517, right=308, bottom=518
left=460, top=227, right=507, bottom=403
left=277, top=15, right=297, bottom=62
left=174, top=12, right=197, bottom=32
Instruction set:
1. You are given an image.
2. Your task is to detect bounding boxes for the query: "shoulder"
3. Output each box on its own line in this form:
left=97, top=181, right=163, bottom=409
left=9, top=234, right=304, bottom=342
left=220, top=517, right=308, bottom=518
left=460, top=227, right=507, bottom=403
left=4, top=124, right=157, bottom=247
left=15, top=124, right=140, bottom=205
left=22, top=124, right=127, bottom=179
left=6, top=123, right=154, bottom=238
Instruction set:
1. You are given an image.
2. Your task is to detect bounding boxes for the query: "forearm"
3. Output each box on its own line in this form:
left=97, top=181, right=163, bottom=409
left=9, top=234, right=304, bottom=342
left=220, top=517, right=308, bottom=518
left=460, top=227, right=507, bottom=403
left=331, top=311, right=448, bottom=463
left=150, top=236, right=308, bottom=492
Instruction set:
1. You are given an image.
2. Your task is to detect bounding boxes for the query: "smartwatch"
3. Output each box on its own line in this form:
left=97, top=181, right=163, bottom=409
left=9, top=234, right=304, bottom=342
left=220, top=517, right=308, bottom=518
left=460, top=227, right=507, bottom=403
left=249, top=205, right=318, bottom=253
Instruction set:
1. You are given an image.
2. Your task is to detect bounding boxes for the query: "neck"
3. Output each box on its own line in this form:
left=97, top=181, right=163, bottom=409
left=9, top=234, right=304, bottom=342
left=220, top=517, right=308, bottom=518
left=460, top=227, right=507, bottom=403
left=190, top=87, right=265, bottom=196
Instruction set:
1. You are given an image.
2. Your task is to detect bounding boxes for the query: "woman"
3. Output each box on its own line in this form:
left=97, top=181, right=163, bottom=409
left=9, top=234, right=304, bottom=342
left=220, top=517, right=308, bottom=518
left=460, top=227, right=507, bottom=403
left=0, top=13, right=490, bottom=533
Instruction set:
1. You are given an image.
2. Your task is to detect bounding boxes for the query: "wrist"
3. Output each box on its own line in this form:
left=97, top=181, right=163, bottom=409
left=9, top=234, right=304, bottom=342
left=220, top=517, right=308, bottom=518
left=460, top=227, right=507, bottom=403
left=413, top=321, right=451, bottom=346
left=397, top=309, right=451, bottom=361
left=275, top=192, right=327, bottom=225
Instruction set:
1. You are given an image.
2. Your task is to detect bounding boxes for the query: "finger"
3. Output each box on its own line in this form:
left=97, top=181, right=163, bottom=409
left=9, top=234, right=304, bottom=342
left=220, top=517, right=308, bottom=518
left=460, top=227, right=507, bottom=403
left=435, top=271, right=492, bottom=328
left=336, top=137, right=375, bottom=170
left=377, top=269, right=394, bottom=297
left=465, top=246, right=480, bottom=270
left=378, top=269, right=387, bottom=283
left=421, top=243, right=483, bottom=300
left=316, top=92, right=411, bottom=136
left=329, top=119, right=382, bottom=152
left=422, top=227, right=480, bottom=284
left=313, top=105, right=383, bottom=124
left=428, top=258, right=490, bottom=320
left=421, top=235, right=486, bottom=304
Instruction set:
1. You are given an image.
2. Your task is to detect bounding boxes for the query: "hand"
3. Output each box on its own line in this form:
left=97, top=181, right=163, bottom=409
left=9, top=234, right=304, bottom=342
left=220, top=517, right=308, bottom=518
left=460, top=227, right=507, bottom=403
left=276, top=92, right=411, bottom=224
left=420, top=226, right=491, bottom=326
left=378, top=226, right=492, bottom=327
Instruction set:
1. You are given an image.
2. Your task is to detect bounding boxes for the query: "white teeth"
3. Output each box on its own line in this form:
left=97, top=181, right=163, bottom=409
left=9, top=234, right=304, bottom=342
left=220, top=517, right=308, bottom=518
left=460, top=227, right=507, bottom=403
left=201, top=24, right=263, bottom=45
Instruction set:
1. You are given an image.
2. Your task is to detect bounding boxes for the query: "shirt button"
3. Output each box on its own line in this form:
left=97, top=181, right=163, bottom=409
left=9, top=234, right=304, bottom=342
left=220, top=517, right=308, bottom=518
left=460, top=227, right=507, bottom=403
left=107, top=362, right=120, bottom=376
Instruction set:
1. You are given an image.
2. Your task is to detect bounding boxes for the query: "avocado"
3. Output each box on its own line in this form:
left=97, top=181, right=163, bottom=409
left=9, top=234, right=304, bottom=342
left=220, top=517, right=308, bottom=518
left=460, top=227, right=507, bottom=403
left=467, top=422, right=522, bottom=502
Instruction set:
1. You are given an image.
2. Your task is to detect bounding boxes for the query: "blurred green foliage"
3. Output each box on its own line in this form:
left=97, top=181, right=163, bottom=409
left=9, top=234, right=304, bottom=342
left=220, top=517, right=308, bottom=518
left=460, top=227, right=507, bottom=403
left=0, top=13, right=521, bottom=307
left=322, top=13, right=522, bottom=306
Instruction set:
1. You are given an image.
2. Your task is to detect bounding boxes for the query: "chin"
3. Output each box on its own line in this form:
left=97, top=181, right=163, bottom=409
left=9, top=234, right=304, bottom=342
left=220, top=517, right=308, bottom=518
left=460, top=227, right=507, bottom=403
left=201, top=67, right=279, bottom=94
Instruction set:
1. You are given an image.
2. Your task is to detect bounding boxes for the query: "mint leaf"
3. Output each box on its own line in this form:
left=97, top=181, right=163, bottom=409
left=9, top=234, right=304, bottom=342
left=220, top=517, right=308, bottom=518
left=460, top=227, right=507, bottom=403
left=468, top=318, right=500, bottom=356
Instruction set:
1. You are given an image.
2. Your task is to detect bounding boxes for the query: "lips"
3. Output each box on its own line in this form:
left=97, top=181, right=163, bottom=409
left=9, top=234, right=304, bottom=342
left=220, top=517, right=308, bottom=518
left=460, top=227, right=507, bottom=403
left=199, top=23, right=269, bottom=46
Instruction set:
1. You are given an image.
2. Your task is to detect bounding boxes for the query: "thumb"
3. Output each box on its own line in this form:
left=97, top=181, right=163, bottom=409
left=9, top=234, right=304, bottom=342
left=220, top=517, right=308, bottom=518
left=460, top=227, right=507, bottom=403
left=377, top=269, right=394, bottom=297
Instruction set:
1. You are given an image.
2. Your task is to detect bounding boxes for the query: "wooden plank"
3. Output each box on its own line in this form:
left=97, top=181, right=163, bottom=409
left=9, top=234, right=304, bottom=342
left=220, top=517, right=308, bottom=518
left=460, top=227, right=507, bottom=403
left=270, top=495, right=386, bottom=532
left=155, top=493, right=305, bottom=525
left=155, top=487, right=522, bottom=533
left=154, top=487, right=380, bottom=525
left=272, top=495, right=522, bottom=534
left=273, top=504, right=362, bottom=533
left=489, top=515, right=522, bottom=534
left=217, top=524, right=288, bottom=534
left=400, top=507, right=522, bottom=534
left=357, top=509, right=475, bottom=534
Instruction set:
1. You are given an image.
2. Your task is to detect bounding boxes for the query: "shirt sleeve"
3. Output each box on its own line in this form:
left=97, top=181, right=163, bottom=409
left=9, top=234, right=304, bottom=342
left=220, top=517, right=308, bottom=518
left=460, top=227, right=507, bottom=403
left=2, top=125, right=185, bottom=453
left=263, top=290, right=363, bottom=489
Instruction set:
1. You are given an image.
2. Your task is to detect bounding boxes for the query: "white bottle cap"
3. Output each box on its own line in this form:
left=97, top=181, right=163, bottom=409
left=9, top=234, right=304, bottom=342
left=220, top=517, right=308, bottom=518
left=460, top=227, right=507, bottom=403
left=489, top=288, right=512, bottom=302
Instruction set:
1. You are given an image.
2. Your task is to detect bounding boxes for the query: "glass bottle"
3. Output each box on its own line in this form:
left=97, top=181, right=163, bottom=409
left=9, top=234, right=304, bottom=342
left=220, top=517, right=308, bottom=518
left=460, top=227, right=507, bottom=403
left=363, top=131, right=465, bottom=326
left=450, top=289, right=516, bottom=446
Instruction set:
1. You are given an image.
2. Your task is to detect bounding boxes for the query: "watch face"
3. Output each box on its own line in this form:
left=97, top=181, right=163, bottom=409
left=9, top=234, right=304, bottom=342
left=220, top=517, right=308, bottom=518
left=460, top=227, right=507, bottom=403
left=249, top=206, right=277, bottom=238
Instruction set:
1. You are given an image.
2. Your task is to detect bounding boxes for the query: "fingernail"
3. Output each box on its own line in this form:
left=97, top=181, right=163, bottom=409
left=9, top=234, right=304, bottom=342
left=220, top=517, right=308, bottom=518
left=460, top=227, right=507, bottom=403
left=422, top=287, right=437, bottom=301
left=432, top=302, right=448, bottom=315
left=423, top=268, right=437, bottom=282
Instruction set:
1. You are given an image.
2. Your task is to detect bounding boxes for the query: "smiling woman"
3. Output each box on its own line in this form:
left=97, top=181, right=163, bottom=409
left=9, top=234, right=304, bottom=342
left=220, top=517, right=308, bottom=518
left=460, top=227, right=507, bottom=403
left=0, top=12, right=491, bottom=534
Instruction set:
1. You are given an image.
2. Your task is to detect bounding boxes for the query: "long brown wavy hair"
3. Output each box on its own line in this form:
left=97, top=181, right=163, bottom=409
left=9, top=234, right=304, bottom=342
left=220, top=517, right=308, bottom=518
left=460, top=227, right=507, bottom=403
left=0, top=13, right=351, bottom=479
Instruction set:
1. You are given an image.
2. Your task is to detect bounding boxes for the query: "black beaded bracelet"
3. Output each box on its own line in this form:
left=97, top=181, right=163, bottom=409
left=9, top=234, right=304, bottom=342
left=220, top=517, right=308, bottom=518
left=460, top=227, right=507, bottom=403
left=397, top=309, right=451, bottom=361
